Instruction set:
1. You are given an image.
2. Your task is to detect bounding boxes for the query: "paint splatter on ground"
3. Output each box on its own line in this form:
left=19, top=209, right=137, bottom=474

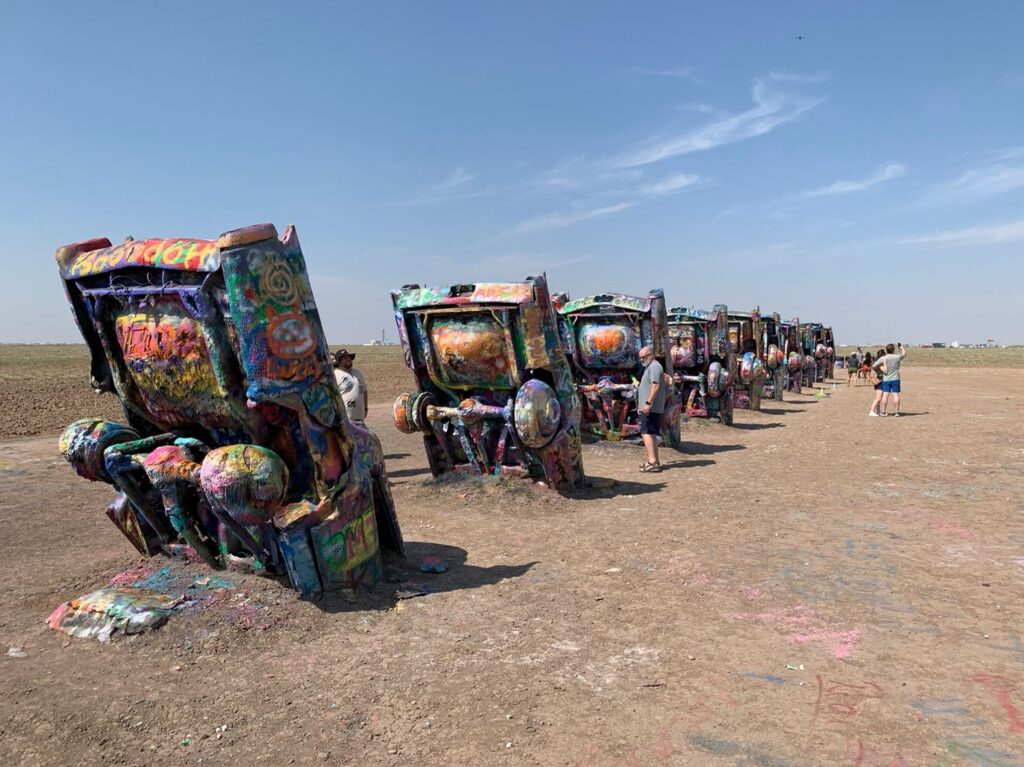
left=47, top=561, right=271, bottom=642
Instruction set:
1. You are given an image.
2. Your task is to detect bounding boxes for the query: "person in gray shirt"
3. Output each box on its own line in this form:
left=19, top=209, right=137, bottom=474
left=871, top=342, right=907, bottom=416
left=637, top=346, right=666, bottom=472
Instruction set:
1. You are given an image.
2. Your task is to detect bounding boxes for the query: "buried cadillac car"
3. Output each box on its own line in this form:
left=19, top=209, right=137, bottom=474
left=758, top=311, right=788, bottom=402
left=780, top=318, right=805, bottom=395
left=391, top=276, right=585, bottom=493
left=726, top=309, right=767, bottom=411
left=552, top=290, right=682, bottom=448
left=55, top=224, right=403, bottom=596
left=802, top=322, right=836, bottom=384
left=666, top=304, right=735, bottom=425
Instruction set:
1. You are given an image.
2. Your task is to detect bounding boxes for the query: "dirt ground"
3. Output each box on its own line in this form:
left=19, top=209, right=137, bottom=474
left=2, top=354, right=1023, bottom=766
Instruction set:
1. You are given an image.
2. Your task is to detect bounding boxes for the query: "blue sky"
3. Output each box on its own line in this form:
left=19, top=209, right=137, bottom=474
left=2, top=1, right=1022, bottom=345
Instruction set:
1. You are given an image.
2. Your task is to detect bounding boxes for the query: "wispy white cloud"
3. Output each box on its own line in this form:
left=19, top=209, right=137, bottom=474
left=797, top=162, right=907, bottom=199
left=504, top=202, right=635, bottom=236
left=487, top=252, right=596, bottom=269
left=635, top=66, right=702, bottom=84
left=611, top=72, right=826, bottom=168
left=433, top=167, right=475, bottom=192
left=398, top=167, right=498, bottom=206
left=673, top=103, right=721, bottom=116
left=538, top=162, right=644, bottom=194
left=900, top=218, right=1024, bottom=248
left=506, top=169, right=703, bottom=236
left=637, top=171, right=702, bottom=196
left=923, top=148, right=1024, bottom=205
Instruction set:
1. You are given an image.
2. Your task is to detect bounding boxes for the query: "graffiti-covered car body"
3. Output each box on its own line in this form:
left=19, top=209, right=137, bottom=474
left=819, top=326, right=837, bottom=379
left=759, top=311, right=787, bottom=401
left=666, top=305, right=735, bottom=425
left=56, top=224, right=404, bottom=596
left=553, top=290, right=682, bottom=448
left=799, top=321, right=818, bottom=387
left=780, top=318, right=804, bottom=395
left=391, top=276, right=585, bottom=493
left=726, top=309, right=766, bottom=411
left=802, top=322, right=836, bottom=384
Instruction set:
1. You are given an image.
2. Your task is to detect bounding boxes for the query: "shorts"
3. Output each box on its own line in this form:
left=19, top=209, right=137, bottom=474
left=639, top=411, right=662, bottom=435
left=846, top=367, right=856, bottom=376
left=881, top=380, right=901, bottom=393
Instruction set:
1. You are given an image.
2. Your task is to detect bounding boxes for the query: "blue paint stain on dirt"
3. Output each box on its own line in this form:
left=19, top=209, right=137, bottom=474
left=687, top=734, right=802, bottom=767
left=743, top=672, right=786, bottom=685
left=125, top=565, right=235, bottom=596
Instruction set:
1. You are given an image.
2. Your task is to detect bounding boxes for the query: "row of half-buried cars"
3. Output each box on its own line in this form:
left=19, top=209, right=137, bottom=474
left=391, top=275, right=835, bottom=487
left=54, top=224, right=834, bottom=598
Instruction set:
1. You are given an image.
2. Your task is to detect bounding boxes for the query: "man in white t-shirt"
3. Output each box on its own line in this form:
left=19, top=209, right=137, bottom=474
left=333, top=349, right=367, bottom=426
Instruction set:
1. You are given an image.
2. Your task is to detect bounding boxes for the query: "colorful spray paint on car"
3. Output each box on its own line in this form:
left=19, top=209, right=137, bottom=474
left=801, top=322, right=836, bottom=385
left=56, top=224, right=404, bottom=597
left=780, top=318, right=804, bottom=395
left=726, top=309, right=766, bottom=411
left=759, top=311, right=787, bottom=401
left=391, top=276, right=585, bottom=493
left=552, top=290, right=682, bottom=448
left=797, top=319, right=817, bottom=388
left=666, top=305, right=735, bottom=425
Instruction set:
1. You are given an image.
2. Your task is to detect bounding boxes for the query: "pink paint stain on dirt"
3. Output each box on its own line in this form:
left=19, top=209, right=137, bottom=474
left=789, top=628, right=863, bottom=659
left=972, top=673, right=1024, bottom=733
left=885, top=507, right=973, bottom=540
left=844, top=737, right=908, bottom=767
left=930, top=520, right=972, bottom=539
left=734, top=605, right=862, bottom=659
left=108, top=564, right=158, bottom=586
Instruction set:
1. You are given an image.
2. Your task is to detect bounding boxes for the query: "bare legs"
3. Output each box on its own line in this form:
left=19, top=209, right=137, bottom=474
left=870, top=389, right=884, bottom=415
left=641, top=434, right=659, bottom=466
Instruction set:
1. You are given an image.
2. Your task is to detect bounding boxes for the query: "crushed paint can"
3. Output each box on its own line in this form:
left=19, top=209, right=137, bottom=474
left=48, top=587, right=187, bottom=642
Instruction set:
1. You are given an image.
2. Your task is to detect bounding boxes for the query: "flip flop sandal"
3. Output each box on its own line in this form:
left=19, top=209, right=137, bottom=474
left=640, top=462, right=662, bottom=473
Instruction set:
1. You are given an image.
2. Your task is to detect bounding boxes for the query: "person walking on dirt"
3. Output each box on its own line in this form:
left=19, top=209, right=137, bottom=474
left=333, top=349, right=368, bottom=427
left=845, top=351, right=860, bottom=386
left=637, top=346, right=665, bottom=472
left=872, top=343, right=907, bottom=416
left=859, top=351, right=874, bottom=387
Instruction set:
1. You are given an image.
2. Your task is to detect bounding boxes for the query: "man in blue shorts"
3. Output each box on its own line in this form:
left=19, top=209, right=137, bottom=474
left=872, top=342, right=906, bottom=416
left=637, top=346, right=666, bottom=472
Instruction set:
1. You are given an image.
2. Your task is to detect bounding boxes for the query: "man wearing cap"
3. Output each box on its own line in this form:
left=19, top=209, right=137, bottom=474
left=333, top=349, right=368, bottom=427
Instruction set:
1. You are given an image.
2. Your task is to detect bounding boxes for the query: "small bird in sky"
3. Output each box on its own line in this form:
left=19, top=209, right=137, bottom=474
left=795, top=35, right=805, bottom=40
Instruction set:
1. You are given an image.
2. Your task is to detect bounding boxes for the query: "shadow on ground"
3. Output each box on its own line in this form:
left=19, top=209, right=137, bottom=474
left=657, top=459, right=715, bottom=472
left=388, top=466, right=433, bottom=479
left=575, top=476, right=672, bottom=499
left=317, top=542, right=536, bottom=614
left=679, top=442, right=745, bottom=455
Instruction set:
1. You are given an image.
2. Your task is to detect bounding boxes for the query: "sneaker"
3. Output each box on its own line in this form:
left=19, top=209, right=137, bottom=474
left=869, top=411, right=880, bottom=417
left=891, top=412, right=901, bottom=417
